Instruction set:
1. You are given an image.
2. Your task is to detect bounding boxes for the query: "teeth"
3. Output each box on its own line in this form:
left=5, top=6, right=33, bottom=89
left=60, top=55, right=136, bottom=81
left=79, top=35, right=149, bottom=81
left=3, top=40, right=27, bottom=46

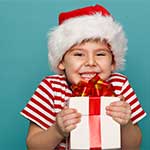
left=81, top=74, right=96, bottom=79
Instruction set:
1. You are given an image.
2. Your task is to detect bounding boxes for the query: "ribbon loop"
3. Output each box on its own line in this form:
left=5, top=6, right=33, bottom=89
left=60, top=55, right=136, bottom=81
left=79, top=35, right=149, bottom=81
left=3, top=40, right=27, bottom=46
left=71, top=74, right=115, bottom=97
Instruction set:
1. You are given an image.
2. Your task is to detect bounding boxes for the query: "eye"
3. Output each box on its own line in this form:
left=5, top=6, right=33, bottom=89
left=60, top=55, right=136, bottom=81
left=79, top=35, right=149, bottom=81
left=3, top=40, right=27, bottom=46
left=71, top=50, right=84, bottom=57
left=96, top=50, right=111, bottom=56
left=73, top=52, right=83, bottom=56
left=96, top=51, right=106, bottom=56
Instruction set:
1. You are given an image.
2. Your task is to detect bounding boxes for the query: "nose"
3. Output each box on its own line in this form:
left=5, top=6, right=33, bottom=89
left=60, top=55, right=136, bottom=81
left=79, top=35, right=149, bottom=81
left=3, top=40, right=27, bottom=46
left=85, top=54, right=96, bottom=67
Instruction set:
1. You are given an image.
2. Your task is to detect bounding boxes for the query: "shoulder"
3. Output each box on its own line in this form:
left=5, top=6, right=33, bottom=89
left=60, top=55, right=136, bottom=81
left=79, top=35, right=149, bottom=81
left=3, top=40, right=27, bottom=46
left=42, top=74, right=68, bottom=87
left=108, top=73, right=129, bottom=95
left=108, top=72, right=128, bottom=83
left=42, top=74, right=72, bottom=94
left=44, top=74, right=66, bottom=81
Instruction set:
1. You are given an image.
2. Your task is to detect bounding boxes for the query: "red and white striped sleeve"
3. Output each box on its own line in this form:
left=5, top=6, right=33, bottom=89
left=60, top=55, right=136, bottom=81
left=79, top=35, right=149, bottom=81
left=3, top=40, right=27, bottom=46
left=120, top=77, right=146, bottom=124
left=109, top=73, right=146, bottom=124
left=20, top=77, right=56, bottom=130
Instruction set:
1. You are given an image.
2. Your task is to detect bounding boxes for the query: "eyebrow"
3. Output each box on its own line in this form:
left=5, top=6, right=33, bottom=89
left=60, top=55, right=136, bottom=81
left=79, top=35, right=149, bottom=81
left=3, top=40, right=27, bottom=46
left=70, top=48, right=111, bottom=52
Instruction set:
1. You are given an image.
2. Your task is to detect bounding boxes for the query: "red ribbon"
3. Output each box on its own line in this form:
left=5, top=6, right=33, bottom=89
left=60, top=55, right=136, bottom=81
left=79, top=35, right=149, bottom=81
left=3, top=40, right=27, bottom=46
left=71, top=74, right=116, bottom=97
left=89, top=97, right=101, bottom=150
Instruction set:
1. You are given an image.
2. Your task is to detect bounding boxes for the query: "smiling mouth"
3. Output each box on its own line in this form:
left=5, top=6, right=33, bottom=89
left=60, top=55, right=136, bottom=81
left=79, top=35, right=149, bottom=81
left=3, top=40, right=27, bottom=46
left=80, top=73, right=98, bottom=81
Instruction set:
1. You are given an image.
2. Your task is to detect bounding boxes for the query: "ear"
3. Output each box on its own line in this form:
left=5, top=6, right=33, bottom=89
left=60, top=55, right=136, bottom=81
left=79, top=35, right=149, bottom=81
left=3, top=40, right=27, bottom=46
left=111, top=62, right=116, bottom=72
left=57, top=61, right=65, bottom=71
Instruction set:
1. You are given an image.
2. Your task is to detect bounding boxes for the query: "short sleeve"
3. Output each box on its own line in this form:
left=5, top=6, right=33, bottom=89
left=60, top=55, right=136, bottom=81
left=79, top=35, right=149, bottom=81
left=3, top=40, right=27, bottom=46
left=121, top=78, right=146, bottom=124
left=20, top=78, right=56, bottom=130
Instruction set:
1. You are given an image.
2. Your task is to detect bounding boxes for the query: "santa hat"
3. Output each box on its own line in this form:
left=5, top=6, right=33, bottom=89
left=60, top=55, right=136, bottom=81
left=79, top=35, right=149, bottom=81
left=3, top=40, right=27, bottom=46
left=48, top=4, right=127, bottom=74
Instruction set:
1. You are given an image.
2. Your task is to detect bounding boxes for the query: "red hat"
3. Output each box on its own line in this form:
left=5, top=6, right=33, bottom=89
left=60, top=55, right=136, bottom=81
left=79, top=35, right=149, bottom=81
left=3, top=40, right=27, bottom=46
left=48, top=4, right=127, bottom=74
left=59, top=4, right=111, bottom=25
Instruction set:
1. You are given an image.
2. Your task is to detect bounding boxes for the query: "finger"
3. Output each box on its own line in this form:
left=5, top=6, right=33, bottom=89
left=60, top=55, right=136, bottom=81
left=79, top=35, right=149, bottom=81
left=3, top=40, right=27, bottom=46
left=63, top=112, right=81, bottom=122
left=113, top=117, right=129, bottom=125
left=106, top=109, right=131, bottom=120
left=109, top=101, right=125, bottom=106
left=106, top=104, right=131, bottom=114
left=60, top=108, right=77, bottom=117
left=63, top=105, right=69, bottom=109
left=106, top=109, right=131, bottom=125
left=117, top=95, right=125, bottom=101
left=108, top=100, right=131, bottom=111
left=65, top=124, right=77, bottom=133
left=64, top=117, right=81, bottom=128
left=55, top=113, right=81, bottom=137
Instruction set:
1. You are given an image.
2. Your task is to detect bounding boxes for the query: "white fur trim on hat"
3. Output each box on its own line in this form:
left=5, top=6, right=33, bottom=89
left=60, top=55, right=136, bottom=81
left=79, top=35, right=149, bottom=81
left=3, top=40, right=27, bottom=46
left=48, top=13, right=127, bottom=74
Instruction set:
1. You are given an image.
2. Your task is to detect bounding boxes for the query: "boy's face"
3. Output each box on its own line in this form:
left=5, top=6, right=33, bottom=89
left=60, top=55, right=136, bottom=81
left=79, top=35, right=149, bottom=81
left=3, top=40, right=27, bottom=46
left=58, top=40, right=115, bottom=84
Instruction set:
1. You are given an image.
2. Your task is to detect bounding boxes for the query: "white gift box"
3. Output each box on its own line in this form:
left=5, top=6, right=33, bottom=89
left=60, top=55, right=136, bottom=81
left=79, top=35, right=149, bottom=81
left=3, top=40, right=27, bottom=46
left=69, top=96, right=121, bottom=150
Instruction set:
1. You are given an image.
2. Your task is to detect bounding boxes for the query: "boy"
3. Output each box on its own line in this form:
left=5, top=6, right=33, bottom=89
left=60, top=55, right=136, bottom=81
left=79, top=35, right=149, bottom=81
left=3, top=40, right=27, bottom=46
left=21, top=4, right=146, bottom=150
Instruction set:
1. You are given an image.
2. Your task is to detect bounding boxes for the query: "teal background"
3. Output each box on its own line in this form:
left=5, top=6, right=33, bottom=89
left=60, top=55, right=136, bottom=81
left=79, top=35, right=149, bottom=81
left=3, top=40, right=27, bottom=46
left=0, top=0, right=149, bottom=149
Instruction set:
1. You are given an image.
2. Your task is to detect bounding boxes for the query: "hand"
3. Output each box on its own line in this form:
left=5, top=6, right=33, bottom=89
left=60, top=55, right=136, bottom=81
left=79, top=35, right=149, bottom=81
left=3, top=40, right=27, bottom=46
left=106, top=95, right=131, bottom=126
left=55, top=106, right=81, bottom=138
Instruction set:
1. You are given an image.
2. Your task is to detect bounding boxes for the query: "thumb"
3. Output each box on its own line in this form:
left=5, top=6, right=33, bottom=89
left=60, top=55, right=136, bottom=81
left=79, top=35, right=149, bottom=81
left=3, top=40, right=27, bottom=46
left=63, top=105, right=68, bottom=109
left=117, top=95, right=125, bottom=101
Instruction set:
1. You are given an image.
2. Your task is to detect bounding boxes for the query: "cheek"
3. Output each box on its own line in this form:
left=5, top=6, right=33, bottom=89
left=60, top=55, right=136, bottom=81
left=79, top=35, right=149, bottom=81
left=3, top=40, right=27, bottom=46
left=104, top=56, right=114, bottom=66
left=64, top=61, right=82, bottom=84
left=98, top=58, right=114, bottom=72
left=97, top=58, right=111, bottom=67
left=105, top=63, right=114, bottom=71
left=67, top=61, right=82, bottom=72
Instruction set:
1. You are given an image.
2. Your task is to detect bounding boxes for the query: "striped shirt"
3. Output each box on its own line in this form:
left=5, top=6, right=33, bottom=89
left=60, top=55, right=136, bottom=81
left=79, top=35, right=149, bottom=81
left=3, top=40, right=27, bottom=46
left=21, top=73, right=146, bottom=150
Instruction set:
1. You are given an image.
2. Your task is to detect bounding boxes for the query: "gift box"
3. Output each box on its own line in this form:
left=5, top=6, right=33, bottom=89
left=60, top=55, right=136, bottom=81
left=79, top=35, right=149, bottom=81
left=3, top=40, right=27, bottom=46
left=69, top=96, right=121, bottom=150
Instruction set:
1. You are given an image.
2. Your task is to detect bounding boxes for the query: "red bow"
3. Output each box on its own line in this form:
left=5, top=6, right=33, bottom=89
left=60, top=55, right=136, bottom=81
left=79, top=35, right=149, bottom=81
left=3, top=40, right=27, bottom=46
left=71, top=74, right=116, bottom=97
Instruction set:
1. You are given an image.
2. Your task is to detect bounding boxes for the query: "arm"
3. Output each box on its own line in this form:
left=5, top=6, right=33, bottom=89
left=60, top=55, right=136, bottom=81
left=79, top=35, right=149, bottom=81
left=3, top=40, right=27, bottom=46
left=121, top=121, right=142, bottom=150
left=26, top=107, right=81, bottom=150
left=26, top=122, right=64, bottom=150
left=106, top=95, right=142, bottom=149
